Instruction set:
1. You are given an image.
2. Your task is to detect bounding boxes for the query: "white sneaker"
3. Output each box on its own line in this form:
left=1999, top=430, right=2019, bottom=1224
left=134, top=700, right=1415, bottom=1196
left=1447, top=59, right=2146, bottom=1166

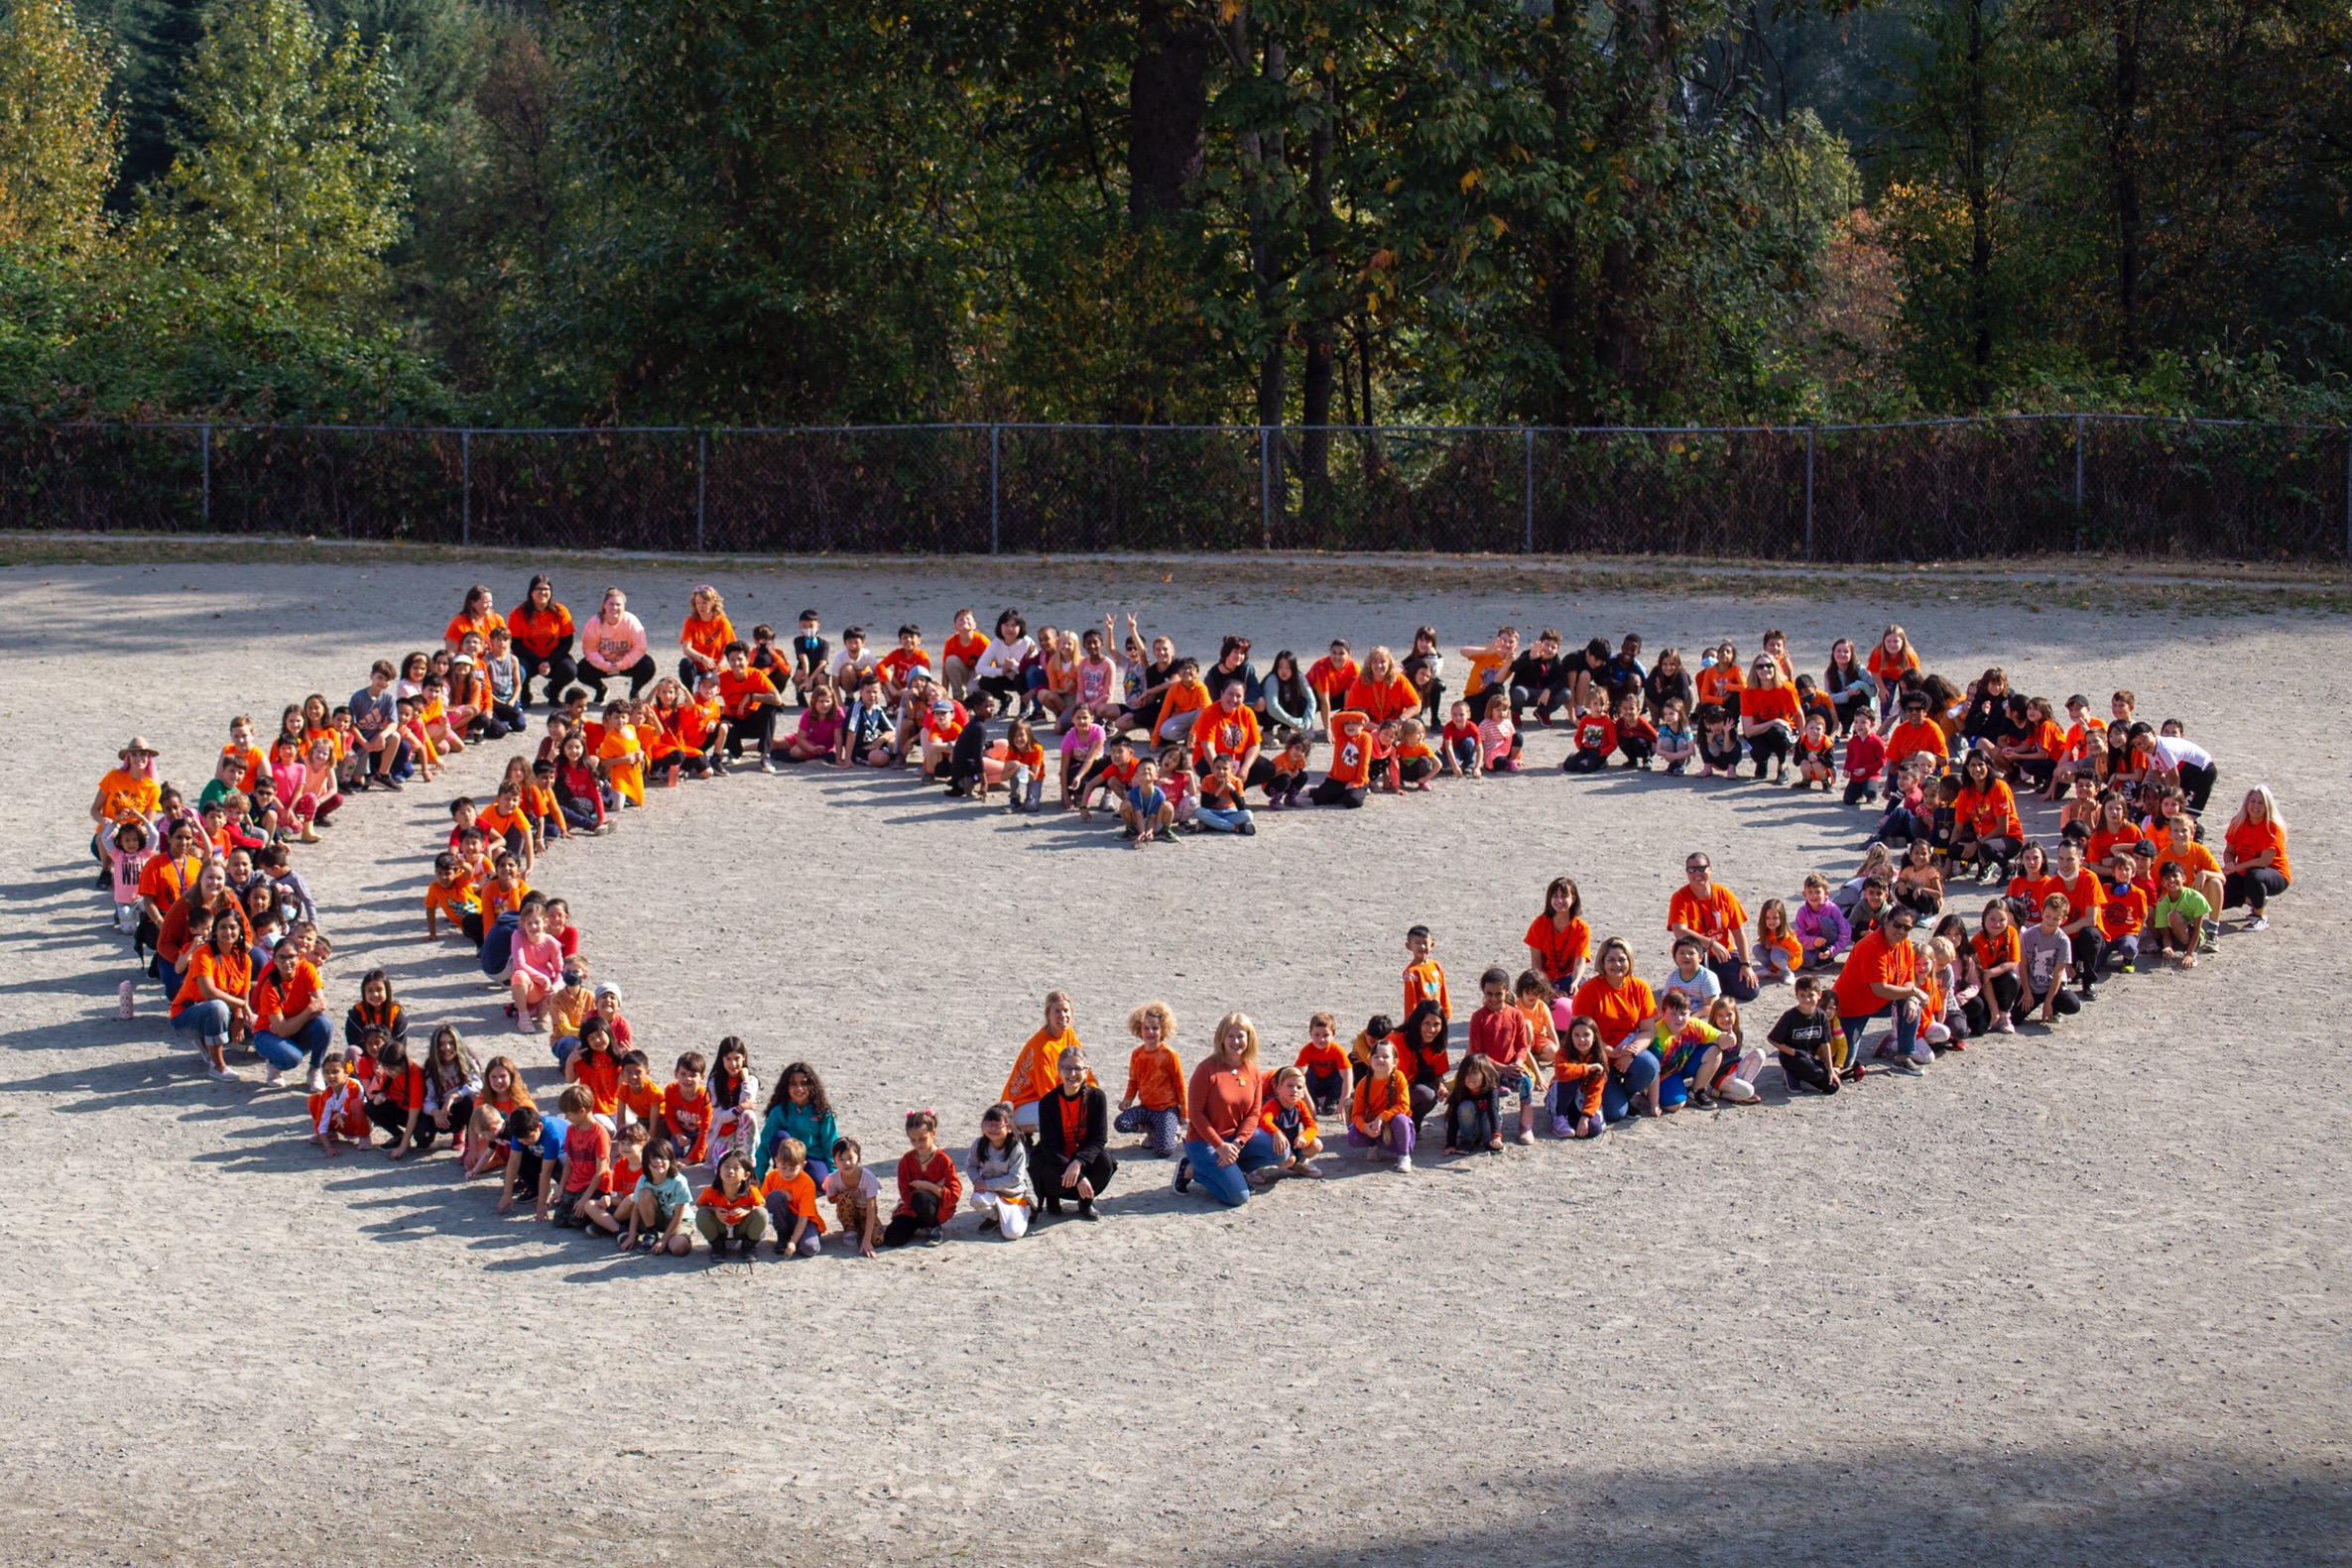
left=263, top=1067, right=286, bottom=1087
left=1396, top=1153, right=1414, bottom=1174
left=206, top=1065, right=242, bottom=1083
left=306, top=1068, right=325, bottom=1093
left=1993, top=1016, right=2017, bottom=1034
left=2244, top=914, right=2269, bottom=931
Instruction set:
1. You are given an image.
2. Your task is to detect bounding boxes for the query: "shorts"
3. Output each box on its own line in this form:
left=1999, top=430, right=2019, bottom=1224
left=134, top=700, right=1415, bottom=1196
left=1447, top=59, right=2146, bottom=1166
left=550, top=1186, right=593, bottom=1228
left=650, top=1195, right=686, bottom=1232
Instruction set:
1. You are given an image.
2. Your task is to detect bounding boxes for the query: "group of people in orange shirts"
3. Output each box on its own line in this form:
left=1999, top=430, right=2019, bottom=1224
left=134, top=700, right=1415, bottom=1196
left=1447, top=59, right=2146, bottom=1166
left=84, top=583, right=2290, bottom=1253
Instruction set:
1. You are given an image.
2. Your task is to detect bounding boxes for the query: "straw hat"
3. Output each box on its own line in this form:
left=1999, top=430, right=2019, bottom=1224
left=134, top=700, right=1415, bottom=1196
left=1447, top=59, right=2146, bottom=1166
left=119, top=737, right=158, bottom=759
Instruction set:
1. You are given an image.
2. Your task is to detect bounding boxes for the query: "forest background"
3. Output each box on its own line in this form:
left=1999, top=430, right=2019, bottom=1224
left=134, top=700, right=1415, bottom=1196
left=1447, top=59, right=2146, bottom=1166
left=0, top=0, right=2345, bottom=437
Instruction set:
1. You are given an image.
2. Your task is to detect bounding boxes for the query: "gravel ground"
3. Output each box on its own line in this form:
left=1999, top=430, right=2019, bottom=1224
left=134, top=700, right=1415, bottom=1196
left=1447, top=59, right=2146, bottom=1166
left=0, top=555, right=2343, bottom=1567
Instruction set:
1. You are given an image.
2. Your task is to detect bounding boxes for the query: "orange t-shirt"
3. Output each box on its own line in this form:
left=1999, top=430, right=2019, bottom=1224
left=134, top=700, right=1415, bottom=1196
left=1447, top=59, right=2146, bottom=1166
left=697, top=1182, right=760, bottom=1227
left=2224, top=818, right=2289, bottom=882
left=2098, top=883, right=2150, bottom=939
left=444, top=609, right=506, bottom=646
left=942, top=630, right=990, bottom=668
left=1832, top=928, right=1917, bottom=1016
left=506, top=602, right=574, bottom=660
left=96, top=768, right=163, bottom=824
left=1344, top=672, right=1418, bottom=726
left=1972, top=926, right=2021, bottom=972
left=1695, top=663, right=1745, bottom=708
left=1570, top=975, right=1656, bottom=1047
left=1153, top=677, right=1211, bottom=737
left=1743, top=684, right=1799, bottom=728
left=249, top=960, right=321, bottom=1030
left=1955, top=782, right=2022, bottom=840
left=1667, top=883, right=1747, bottom=945
left=1190, top=704, right=1262, bottom=763
left=760, top=1166, right=827, bottom=1231
left=717, top=666, right=779, bottom=720
left=1887, top=719, right=1949, bottom=768
left=1123, top=1044, right=1186, bottom=1114
left=172, top=946, right=252, bottom=1018
left=1325, top=715, right=1373, bottom=785
left=2054, top=869, right=2106, bottom=920
left=681, top=613, right=736, bottom=665
left=139, top=851, right=202, bottom=906
left=1404, top=959, right=1450, bottom=1021
left=1867, top=644, right=1919, bottom=681
left=1523, top=914, right=1591, bottom=982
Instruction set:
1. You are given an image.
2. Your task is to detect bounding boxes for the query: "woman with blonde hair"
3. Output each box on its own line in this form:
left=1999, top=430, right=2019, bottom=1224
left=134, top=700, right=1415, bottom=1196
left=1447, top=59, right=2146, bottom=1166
left=1173, top=1012, right=1281, bottom=1207
left=2220, top=785, right=2290, bottom=930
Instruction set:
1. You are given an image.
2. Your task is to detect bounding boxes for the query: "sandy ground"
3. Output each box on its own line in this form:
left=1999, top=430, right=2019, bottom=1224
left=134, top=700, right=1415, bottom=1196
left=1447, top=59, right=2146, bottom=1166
left=0, top=554, right=2345, bottom=1567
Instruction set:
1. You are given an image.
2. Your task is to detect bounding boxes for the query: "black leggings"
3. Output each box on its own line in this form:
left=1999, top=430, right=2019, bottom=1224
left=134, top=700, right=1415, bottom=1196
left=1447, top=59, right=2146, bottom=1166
left=519, top=652, right=578, bottom=706
left=975, top=674, right=1027, bottom=712
left=1698, top=735, right=1742, bottom=772
left=365, top=1100, right=436, bottom=1152
left=2222, top=868, right=2287, bottom=912
left=578, top=656, right=658, bottom=701
left=1618, top=735, right=1654, bottom=766
left=1038, top=1152, right=1118, bottom=1208
left=1745, top=725, right=1792, bottom=775
left=1962, top=973, right=2022, bottom=1034
left=1961, top=833, right=2021, bottom=872
left=1562, top=748, right=1608, bottom=774
left=882, top=1190, right=943, bottom=1247
left=1309, top=779, right=1365, bottom=808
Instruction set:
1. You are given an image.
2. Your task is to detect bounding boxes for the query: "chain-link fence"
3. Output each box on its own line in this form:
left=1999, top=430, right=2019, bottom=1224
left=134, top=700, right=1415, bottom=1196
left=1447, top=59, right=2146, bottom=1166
left=2, top=415, right=2344, bottom=560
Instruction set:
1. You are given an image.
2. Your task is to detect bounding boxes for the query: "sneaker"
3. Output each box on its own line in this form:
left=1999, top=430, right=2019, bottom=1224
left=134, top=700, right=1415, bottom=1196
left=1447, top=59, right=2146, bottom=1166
left=306, top=1067, right=325, bottom=1092
left=758, top=760, right=778, bottom=775
left=2078, top=986, right=2098, bottom=1003
left=1992, top=1016, right=2016, bottom=1034
left=1550, top=1115, right=1572, bottom=1138
left=1396, top=1153, right=1414, bottom=1174
left=2198, top=936, right=2220, bottom=955
left=1238, top=821, right=1256, bottom=836
left=924, top=1227, right=945, bottom=1248
left=374, top=776, right=403, bottom=791
left=263, top=1067, right=286, bottom=1087
left=2244, top=914, right=2269, bottom=931
left=1172, top=1157, right=1191, bottom=1194
left=206, top=1065, right=243, bottom=1083
left=976, top=1216, right=999, bottom=1235
left=1688, top=1086, right=1716, bottom=1109
left=1514, top=1128, right=1534, bottom=1146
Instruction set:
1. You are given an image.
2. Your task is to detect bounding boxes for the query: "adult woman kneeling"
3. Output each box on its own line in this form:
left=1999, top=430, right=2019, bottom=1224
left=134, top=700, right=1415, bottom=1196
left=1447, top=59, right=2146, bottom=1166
left=1569, top=937, right=1662, bottom=1122
left=1035, top=1047, right=1117, bottom=1220
left=2221, top=785, right=2289, bottom=932
left=1175, top=1013, right=1282, bottom=1206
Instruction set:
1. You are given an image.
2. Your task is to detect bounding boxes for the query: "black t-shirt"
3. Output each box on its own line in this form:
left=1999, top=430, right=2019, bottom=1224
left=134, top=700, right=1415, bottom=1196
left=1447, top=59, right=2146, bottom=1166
left=1767, top=1006, right=1833, bottom=1054
left=792, top=634, right=828, bottom=673
left=1509, top=653, right=1563, bottom=691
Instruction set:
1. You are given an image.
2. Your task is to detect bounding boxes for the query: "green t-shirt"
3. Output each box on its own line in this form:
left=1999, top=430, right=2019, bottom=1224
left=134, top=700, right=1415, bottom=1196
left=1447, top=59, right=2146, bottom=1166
left=2153, top=888, right=2211, bottom=929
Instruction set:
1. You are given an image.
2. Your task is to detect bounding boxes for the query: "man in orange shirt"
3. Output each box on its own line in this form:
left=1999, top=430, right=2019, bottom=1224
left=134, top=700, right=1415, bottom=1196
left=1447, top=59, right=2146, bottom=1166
left=717, top=641, right=784, bottom=774
left=1832, top=905, right=1932, bottom=1068
left=1885, top=691, right=1950, bottom=776
left=1666, top=853, right=1760, bottom=1001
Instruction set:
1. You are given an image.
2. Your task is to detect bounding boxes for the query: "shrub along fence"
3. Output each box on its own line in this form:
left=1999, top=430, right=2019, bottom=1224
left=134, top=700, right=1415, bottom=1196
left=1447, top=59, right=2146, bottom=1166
left=3, top=415, right=2345, bottom=561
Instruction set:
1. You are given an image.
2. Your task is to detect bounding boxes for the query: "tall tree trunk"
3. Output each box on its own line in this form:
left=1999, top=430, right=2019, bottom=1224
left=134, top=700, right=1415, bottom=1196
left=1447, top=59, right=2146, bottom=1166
left=1127, top=0, right=1208, bottom=222
left=1963, top=0, right=1994, bottom=406
left=1300, top=58, right=1338, bottom=511
left=1542, top=59, right=1587, bottom=423
left=1593, top=0, right=1678, bottom=406
left=1238, top=13, right=1287, bottom=429
left=2109, top=0, right=2143, bottom=368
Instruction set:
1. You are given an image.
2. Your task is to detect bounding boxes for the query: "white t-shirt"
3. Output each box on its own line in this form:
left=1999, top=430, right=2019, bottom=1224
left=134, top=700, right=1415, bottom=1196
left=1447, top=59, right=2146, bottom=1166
left=2152, top=734, right=2212, bottom=771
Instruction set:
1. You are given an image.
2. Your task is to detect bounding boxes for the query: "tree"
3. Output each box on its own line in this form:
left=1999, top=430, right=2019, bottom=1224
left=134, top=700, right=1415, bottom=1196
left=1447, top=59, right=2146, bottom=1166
left=0, top=0, right=121, bottom=250
left=156, top=0, right=407, bottom=314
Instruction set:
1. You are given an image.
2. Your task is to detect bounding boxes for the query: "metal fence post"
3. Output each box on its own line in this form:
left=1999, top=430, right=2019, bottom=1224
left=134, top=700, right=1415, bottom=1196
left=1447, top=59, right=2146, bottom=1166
left=1802, top=426, right=1815, bottom=562
left=2074, top=413, right=2086, bottom=511
left=989, top=424, right=1001, bottom=555
left=1260, top=425, right=1273, bottom=549
left=694, top=431, right=707, bottom=552
left=199, top=422, right=211, bottom=529
left=2344, top=424, right=2351, bottom=562
left=1523, top=428, right=1535, bottom=553
left=459, top=429, right=470, bottom=546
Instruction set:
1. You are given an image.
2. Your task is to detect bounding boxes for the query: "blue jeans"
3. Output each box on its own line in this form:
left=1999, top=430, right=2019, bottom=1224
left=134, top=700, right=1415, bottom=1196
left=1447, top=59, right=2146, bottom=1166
left=253, top=1015, right=333, bottom=1072
left=1182, top=1131, right=1282, bottom=1207
left=1600, top=1048, right=1661, bottom=1123
left=1846, top=1000, right=1928, bottom=1062
left=1192, top=804, right=1254, bottom=833
left=170, top=1000, right=232, bottom=1046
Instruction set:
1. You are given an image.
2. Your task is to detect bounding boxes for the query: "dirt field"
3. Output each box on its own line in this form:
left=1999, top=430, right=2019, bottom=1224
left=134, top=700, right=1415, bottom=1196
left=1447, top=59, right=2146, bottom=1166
left=0, top=552, right=2344, bottom=1567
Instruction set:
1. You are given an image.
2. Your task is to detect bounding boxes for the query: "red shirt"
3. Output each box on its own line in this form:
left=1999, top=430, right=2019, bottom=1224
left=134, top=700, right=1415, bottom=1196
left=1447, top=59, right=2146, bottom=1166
left=1467, top=1006, right=1533, bottom=1067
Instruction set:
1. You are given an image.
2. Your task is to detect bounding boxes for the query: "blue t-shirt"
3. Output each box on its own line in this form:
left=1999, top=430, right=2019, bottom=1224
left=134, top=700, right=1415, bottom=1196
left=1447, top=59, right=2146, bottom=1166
left=1127, top=784, right=1166, bottom=817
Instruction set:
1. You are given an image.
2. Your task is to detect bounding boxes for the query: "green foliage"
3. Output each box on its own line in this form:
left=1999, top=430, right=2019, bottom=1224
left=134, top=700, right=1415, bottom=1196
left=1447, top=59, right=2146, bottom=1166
left=1, top=0, right=2345, bottom=427
left=0, top=0, right=119, bottom=248
left=153, top=0, right=408, bottom=315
